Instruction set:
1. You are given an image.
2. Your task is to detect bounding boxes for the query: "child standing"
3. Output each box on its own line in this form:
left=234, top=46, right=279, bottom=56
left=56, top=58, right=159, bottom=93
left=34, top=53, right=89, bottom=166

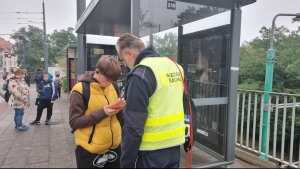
left=8, top=69, right=30, bottom=131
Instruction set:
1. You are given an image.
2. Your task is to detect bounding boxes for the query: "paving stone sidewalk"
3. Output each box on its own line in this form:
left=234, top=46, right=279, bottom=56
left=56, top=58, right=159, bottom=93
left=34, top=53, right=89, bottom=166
left=0, top=84, right=75, bottom=168
left=0, top=83, right=259, bottom=168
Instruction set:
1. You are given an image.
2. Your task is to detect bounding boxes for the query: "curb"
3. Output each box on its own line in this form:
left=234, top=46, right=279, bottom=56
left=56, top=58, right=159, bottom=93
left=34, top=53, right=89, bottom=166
left=235, top=147, right=277, bottom=168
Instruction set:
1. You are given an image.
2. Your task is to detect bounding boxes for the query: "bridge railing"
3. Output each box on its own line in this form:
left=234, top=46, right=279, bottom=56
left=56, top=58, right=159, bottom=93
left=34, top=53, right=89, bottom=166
left=236, top=89, right=300, bottom=168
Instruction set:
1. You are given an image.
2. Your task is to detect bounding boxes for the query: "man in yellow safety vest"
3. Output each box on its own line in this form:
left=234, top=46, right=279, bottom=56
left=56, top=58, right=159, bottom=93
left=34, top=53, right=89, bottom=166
left=116, top=33, right=185, bottom=168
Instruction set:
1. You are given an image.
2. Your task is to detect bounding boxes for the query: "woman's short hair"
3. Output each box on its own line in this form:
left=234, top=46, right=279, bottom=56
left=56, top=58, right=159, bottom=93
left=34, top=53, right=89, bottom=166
left=9, top=68, right=14, bottom=74
left=14, top=69, right=23, bottom=75
left=96, top=55, right=121, bottom=82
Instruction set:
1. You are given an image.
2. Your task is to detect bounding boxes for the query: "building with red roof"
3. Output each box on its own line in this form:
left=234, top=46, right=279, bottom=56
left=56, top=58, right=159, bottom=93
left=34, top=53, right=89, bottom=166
left=0, top=39, right=18, bottom=74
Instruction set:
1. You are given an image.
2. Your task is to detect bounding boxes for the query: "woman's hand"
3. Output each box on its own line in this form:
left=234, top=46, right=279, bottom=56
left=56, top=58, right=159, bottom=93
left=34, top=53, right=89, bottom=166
left=103, top=105, right=120, bottom=117
left=103, top=98, right=126, bottom=116
left=110, top=98, right=126, bottom=110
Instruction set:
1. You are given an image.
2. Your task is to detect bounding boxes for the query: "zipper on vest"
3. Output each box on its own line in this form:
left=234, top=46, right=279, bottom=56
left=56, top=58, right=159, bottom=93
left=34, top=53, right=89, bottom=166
left=88, top=125, right=95, bottom=144
left=102, top=87, right=114, bottom=147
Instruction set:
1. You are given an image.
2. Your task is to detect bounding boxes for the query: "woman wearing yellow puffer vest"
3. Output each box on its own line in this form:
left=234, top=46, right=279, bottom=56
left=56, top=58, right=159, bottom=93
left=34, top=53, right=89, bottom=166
left=69, top=56, right=126, bottom=168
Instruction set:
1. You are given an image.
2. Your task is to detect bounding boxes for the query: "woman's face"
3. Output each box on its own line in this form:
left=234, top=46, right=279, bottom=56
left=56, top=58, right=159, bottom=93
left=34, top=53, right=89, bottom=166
left=15, top=73, right=23, bottom=79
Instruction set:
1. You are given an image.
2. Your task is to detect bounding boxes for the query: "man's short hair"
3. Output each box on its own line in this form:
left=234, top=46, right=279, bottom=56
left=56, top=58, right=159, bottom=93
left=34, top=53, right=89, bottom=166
left=116, top=33, right=145, bottom=54
left=96, top=55, right=121, bottom=82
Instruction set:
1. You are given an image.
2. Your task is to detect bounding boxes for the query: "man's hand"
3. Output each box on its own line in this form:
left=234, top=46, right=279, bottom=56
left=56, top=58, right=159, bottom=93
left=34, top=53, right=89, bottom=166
left=51, top=100, right=55, bottom=103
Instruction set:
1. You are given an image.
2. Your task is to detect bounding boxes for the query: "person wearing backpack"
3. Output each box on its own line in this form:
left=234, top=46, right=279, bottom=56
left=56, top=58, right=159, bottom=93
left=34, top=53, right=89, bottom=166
left=34, top=68, right=43, bottom=91
left=7, top=69, right=30, bottom=131
left=30, top=72, right=58, bottom=125
left=69, top=56, right=126, bottom=168
left=54, top=73, right=62, bottom=98
left=23, top=69, right=31, bottom=87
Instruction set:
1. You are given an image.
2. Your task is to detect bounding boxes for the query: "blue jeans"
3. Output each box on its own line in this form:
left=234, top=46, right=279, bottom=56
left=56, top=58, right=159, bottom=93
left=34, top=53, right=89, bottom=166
left=14, top=108, right=24, bottom=128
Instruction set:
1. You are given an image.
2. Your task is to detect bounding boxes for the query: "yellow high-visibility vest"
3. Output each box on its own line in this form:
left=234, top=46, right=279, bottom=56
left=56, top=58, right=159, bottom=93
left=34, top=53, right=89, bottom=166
left=136, top=57, right=185, bottom=150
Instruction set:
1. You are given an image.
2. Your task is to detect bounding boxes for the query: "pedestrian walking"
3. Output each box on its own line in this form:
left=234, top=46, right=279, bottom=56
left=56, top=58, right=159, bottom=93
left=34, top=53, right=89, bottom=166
left=33, top=68, right=43, bottom=92
left=23, top=69, right=31, bottom=87
left=54, top=73, right=62, bottom=98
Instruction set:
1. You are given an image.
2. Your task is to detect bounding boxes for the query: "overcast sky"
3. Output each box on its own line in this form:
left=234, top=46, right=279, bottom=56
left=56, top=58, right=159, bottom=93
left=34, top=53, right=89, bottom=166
left=0, top=0, right=299, bottom=45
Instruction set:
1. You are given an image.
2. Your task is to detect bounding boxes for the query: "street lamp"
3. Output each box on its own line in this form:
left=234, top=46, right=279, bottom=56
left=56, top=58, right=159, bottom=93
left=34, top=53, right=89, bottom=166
left=261, top=13, right=300, bottom=161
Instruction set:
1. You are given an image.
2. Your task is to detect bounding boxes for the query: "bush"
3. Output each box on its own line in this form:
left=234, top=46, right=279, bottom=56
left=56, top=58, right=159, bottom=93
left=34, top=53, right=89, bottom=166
left=61, top=76, right=67, bottom=92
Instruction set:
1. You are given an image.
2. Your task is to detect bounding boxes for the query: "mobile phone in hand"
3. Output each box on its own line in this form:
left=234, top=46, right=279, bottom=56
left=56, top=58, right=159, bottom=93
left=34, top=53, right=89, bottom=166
left=110, top=105, right=122, bottom=109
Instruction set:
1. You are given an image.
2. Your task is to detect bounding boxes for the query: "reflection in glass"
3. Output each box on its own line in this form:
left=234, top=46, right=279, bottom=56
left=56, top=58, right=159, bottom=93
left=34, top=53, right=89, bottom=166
left=152, top=27, right=178, bottom=61
left=179, top=24, right=231, bottom=159
left=139, top=0, right=229, bottom=37
left=86, top=44, right=129, bottom=89
left=140, top=36, right=150, bottom=46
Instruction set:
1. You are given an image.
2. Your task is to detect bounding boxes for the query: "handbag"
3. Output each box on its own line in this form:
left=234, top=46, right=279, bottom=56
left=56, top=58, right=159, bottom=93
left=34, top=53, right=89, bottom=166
left=4, top=90, right=10, bottom=102
left=2, top=81, right=8, bottom=91
left=35, top=94, right=40, bottom=106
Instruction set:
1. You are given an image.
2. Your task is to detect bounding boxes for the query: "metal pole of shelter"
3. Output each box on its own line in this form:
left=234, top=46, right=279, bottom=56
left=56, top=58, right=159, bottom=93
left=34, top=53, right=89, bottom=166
left=226, top=1, right=242, bottom=162
left=76, top=0, right=86, bottom=80
left=131, top=0, right=140, bottom=37
left=42, top=0, right=48, bottom=73
left=260, top=13, right=300, bottom=160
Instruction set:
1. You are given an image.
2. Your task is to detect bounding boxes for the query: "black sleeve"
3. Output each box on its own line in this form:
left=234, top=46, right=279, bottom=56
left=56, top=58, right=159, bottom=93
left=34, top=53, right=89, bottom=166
left=120, top=67, right=156, bottom=168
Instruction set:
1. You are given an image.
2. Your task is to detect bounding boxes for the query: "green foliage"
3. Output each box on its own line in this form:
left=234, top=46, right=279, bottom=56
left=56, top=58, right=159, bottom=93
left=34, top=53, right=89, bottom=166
left=10, top=26, right=45, bottom=76
left=61, top=76, right=67, bottom=92
left=152, top=32, right=178, bottom=61
left=238, top=21, right=300, bottom=158
left=49, top=27, right=77, bottom=63
left=239, top=25, right=300, bottom=93
left=9, top=26, right=76, bottom=78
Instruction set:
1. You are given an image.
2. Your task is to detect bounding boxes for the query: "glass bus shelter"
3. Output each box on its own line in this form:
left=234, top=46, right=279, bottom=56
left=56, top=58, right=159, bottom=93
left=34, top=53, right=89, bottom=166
left=75, top=0, right=257, bottom=167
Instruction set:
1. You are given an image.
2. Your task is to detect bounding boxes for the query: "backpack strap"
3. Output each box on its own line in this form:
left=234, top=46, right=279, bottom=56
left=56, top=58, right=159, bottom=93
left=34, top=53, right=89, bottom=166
left=112, top=82, right=120, bottom=97
left=81, top=82, right=90, bottom=111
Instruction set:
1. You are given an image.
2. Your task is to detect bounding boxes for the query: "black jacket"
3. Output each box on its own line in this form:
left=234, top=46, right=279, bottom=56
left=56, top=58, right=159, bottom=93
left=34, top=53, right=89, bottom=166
left=120, top=47, right=160, bottom=168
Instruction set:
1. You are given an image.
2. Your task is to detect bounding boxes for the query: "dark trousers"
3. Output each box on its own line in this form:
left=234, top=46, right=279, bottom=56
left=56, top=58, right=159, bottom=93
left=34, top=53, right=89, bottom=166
left=35, top=82, right=40, bottom=92
left=57, top=87, right=61, bottom=98
left=35, top=99, right=53, bottom=121
left=75, top=145, right=121, bottom=168
left=136, top=146, right=180, bottom=168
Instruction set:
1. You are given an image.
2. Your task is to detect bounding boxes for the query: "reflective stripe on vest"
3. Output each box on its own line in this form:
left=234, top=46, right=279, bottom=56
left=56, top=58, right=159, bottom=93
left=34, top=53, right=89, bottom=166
left=137, top=57, right=185, bottom=150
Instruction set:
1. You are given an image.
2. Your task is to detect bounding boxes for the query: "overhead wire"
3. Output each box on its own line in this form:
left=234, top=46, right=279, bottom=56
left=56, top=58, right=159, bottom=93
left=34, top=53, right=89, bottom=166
left=0, top=12, right=42, bottom=14
left=0, top=17, right=42, bottom=19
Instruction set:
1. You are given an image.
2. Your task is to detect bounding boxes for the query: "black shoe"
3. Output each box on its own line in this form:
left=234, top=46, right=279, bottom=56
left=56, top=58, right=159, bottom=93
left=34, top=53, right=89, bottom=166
left=45, top=119, right=50, bottom=125
left=29, top=120, right=40, bottom=125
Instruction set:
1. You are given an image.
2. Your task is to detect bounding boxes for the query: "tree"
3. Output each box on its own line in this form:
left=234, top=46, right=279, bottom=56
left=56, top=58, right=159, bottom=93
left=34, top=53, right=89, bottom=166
left=238, top=22, right=300, bottom=157
left=174, top=6, right=227, bottom=27
left=10, top=26, right=44, bottom=75
left=140, top=10, right=157, bottom=31
left=48, top=27, right=77, bottom=65
left=10, top=26, right=77, bottom=76
left=147, top=32, right=178, bottom=61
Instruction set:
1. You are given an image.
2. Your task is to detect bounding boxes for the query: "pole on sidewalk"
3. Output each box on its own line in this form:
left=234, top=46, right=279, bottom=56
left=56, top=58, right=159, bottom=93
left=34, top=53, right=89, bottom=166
left=42, top=0, right=48, bottom=73
left=76, top=0, right=86, bottom=77
left=260, top=13, right=300, bottom=160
